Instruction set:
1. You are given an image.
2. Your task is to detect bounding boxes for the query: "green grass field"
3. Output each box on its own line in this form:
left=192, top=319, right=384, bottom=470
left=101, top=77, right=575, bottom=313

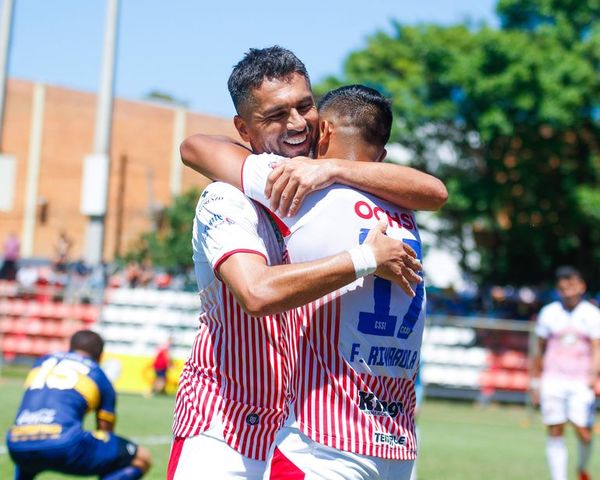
left=1, top=369, right=598, bottom=479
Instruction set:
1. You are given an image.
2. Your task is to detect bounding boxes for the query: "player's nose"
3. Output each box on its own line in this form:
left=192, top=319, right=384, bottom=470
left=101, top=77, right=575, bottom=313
left=287, top=108, right=307, bottom=132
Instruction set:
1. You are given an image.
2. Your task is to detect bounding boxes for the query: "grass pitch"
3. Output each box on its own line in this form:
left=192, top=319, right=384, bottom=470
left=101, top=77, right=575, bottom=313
left=1, top=370, right=598, bottom=479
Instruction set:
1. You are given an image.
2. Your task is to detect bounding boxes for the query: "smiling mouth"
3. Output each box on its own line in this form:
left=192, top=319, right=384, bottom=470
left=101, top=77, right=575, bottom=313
left=282, top=126, right=311, bottom=147
left=283, top=133, right=308, bottom=146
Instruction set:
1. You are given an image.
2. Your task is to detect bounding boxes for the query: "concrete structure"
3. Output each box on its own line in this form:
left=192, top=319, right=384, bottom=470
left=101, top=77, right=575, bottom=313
left=0, top=78, right=239, bottom=261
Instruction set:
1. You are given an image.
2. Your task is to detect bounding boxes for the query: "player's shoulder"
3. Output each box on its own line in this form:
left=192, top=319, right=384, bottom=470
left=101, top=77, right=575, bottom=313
left=196, top=182, right=255, bottom=213
left=540, top=300, right=563, bottom=313
left=538, top=300, right=564, bottom=322
left=85, top=360, right=114, bottom=391
left=579, top=300, right=600, bottom=317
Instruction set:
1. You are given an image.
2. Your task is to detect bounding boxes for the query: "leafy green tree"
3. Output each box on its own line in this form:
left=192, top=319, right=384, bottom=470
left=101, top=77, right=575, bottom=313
left=124, top=188, right=201, bottom=271
left=320, top=2, right=600, bottom=289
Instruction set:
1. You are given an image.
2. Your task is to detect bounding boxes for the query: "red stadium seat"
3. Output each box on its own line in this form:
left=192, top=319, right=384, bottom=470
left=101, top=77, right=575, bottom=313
left=7, top=300, right=26, bottom=317
left=2, top=335, right=18, bottom=354
left=25, top=318, right=44, bottom=335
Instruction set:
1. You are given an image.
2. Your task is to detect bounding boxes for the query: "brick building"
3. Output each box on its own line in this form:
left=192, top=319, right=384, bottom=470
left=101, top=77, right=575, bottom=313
left=0, top=78, right=240, bottom=262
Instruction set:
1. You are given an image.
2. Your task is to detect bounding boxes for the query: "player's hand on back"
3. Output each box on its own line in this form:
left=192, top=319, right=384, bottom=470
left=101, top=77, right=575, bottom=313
left=365, top=221, right=422, bottom=297
left=265, top=157, right=336, bottom=217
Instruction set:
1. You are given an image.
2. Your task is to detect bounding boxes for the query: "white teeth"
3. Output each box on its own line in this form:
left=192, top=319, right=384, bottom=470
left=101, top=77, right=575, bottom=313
left=284, top=134, right=307, bottom=145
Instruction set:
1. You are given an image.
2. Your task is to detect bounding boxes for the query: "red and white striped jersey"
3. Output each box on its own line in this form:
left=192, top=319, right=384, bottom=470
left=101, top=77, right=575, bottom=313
left=173, top=182, right=291, bottom=461
left=242, top=155, right=426, bottom=460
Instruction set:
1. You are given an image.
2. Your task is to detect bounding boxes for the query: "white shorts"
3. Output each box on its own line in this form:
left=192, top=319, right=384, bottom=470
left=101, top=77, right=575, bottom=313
left=263, top=423, right=414, bottom=480
left=540, top=378, right=596, bottom=427
left=168, top=417, right=266, bottom=480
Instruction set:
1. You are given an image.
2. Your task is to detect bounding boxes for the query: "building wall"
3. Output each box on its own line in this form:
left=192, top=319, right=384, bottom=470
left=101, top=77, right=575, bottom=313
left=0, top=79, right=240, bottom=261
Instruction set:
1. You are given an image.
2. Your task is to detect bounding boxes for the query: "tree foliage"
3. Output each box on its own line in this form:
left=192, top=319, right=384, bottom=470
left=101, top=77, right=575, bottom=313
left=319, top=1, right=600, bottom=288
left=124, top=188, right=201, bottom=271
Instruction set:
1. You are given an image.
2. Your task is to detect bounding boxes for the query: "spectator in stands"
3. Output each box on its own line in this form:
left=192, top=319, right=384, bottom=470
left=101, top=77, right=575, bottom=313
left=151, top=337, right=172, bottom=395
left=530, top=266, right=600, bottom=480
left=0, top=232, right=20, bottom=281
left=138, top=259, right=155, bottom=288
left=16, top=265, right=38, bottom=290
left=52, top=230, right=73, bottom=273
left=124, top=261, right=143, bottom=288
left=6, top=330, right=152, bottom=480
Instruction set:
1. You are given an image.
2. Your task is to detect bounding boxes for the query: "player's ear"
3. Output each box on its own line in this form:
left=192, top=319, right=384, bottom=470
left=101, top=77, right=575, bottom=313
left=317, top=120, right=332, bottom=157
left=376, top=148, right=387, bottom=163
left=234, top=115, right=251, bottom=143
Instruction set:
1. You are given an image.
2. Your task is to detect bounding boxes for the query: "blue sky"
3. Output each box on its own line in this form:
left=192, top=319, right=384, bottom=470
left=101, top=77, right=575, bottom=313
left=7, top=0, right=497, bottom=118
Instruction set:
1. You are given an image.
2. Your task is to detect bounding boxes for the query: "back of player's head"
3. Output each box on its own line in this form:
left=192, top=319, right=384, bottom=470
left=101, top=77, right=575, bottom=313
left=317, top=85, right=392, bottom=148
left=69, top=330, right=104, bottom=362
left=228, top=45, right=311, bottom=115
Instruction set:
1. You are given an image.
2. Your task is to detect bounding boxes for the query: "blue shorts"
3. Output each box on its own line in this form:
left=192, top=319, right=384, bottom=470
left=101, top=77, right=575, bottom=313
left=8, top=430, right=138, bottom=478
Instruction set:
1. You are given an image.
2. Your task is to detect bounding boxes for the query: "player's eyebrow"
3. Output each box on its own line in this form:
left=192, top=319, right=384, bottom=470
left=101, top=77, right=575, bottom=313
left=261, top=105, right=286, bottom=117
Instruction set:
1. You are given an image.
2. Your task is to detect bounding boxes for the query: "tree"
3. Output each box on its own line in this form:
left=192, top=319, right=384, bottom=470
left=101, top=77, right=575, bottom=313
left=320, top=2, right=600, bottom=289
left=124, top=188, right=201, bottom=271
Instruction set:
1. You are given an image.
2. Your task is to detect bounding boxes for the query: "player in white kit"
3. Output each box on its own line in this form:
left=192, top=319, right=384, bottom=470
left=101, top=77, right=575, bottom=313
left=170, top=47, right=446, bottom=480
left=531, top=266, right=600, bottom=480
left=181, top=84, right=434, bottom=479
left=246, top=86, right=424, bottom=479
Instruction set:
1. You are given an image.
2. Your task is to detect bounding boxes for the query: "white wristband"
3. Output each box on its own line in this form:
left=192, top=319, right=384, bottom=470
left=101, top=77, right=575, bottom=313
left=348, top=244, right=378, bottom=279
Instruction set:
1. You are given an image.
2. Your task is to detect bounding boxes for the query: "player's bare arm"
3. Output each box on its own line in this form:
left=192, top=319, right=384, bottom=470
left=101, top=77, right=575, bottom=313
left=218, top=221, right=421, bottom=316
left=97, top=417, right=114, bottom=432
left=180, top=134, right=250, bottom=186
left=181, top=134, right=448, bottom=216
left=267, top=156, right=448, bottom=216
left=590, top=338, right=600, bottom=391
left=530, top=337, right=546, bottom=406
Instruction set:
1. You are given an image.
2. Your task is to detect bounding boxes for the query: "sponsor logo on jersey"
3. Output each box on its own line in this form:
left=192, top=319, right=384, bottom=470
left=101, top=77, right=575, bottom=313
left=373, top=431, right=407, bottom=446
left=203, top=214, right=235, bottom=232
left=354, top=201, right=416, bottom=231
left=246, top=413, right=260, bottom=425
left=126, top=442, right=137, bottom=456
left=16, top=408, right=56, bottom=425
left=197, top=190, right=224, bottom=209
left=358, top=390, right=404, bottom=419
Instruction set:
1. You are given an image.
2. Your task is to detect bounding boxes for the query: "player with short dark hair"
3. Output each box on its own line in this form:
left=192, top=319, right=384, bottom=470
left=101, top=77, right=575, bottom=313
left=242, top=84, right=425, bottom=479
left=6, top=330, right=152, bottom=480
left=228, top=45, right=311, bottom=117
left=318, top=84, right=392, bottom=150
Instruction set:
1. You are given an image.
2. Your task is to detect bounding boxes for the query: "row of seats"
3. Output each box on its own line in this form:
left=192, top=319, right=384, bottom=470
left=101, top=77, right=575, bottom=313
left=3, top=335, right=70, bottom=357
left=0, top=317, right=87, bottom=337
left=479, top=369, right=530, bottom=391
left=423, top=325, right=531, bottom=393
left=422, top=365, right=481, bottom=388
left=0, top=280, right=19, bottom=297
left=104, top=341, right=191, bottom=360
left=423, top=326, right=476, bottom=346
left=489, top=350, right=529, bottom=370
left=100, top=305, right=198, bottom=327
left=97, top=324, right=196, bottom=345
left=0, top=299, right=98, bottom=321
left=479, top=331, right=530, bottom=350
left=105, top=288, right=200, bottom=309
left=421, top=345, right=488, bottom=367
left=422, top=365, right=531, bottom=391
